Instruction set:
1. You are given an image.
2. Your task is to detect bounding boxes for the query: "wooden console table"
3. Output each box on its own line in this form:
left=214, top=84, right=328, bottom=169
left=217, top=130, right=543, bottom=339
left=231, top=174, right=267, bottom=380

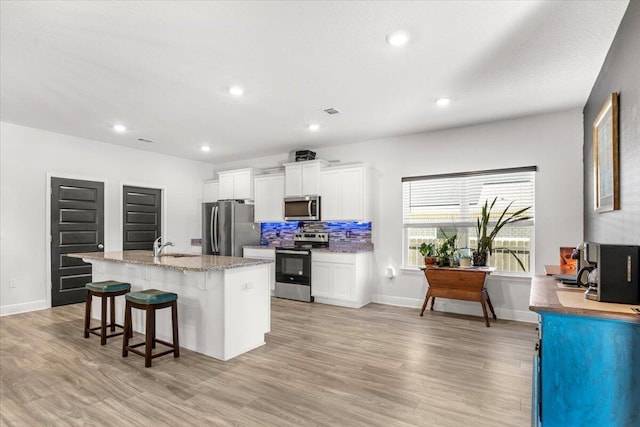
left=420, top=266, right=497, bottom=327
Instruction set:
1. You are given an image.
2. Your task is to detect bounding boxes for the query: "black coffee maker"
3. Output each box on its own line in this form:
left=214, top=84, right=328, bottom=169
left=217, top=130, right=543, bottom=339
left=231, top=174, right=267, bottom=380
left=582, top=243, right=640, bottom=304
left=572, top=242, right=597, bottom=286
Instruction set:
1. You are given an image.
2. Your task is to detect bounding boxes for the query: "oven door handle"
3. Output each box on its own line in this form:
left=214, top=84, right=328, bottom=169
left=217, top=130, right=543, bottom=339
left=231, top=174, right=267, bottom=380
left=276, top=250, right=310, bottom=255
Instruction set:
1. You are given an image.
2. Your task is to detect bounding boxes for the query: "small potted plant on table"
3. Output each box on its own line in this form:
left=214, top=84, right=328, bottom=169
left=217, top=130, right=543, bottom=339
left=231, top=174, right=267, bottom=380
left=435, top=228, right=457, bottom=267
left=419, top=242, right=437, bottom=266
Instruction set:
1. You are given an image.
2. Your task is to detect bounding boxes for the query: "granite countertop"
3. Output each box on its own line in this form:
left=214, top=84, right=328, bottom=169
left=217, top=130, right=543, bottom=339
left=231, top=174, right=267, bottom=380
left=243, top=243, right=374, bottom=253
left=529, top=275, right=640, bottom=323
left=68, top=250, right=273, bottom=272
left=313, top=244, right=374, bottom=254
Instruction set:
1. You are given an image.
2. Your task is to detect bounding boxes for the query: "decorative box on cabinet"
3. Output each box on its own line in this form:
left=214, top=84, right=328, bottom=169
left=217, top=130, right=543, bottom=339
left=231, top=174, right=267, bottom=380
left=243, top=247, right=276, bottom=293
left=283, top=160, right=329, bottom=197
left=321, top=163, right=372, bottom=221
left=311, top=251, right=371, bottom=308
left=254, top=174, right=285, bottom=222
left=203, top=180, right=219, bottom=202
left=218, top=168, right=259, bottom=200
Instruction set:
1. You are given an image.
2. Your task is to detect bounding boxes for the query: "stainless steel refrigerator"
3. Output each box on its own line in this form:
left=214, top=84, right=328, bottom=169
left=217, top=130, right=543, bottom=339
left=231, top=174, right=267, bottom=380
left=202, top=201, right=260, bottom=257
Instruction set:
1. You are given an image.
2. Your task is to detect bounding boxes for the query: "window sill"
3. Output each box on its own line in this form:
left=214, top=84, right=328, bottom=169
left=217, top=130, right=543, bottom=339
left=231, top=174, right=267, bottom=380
left=400, top=266, right=532, bottom=281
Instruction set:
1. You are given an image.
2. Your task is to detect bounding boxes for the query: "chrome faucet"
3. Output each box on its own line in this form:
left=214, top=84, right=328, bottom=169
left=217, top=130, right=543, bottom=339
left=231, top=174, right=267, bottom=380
left=153, top=236, right=174, bottom=257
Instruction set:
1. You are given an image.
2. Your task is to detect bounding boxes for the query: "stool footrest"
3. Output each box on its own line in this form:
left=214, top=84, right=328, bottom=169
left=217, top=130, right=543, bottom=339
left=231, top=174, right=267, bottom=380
left=89, top=329, right=125, bottom=339
left=126, top=341, right=177, bottom=360
left=88, top=323, right=124, bottom=332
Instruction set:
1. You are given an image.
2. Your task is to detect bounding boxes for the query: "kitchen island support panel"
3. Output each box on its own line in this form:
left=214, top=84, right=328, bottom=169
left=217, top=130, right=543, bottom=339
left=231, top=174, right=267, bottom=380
left=82, top=257, right=270, bottom=361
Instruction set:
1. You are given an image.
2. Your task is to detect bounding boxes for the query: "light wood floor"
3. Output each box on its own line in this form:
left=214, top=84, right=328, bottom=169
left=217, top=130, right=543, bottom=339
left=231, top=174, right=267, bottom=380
left=1, top=299, right=536, bottom=426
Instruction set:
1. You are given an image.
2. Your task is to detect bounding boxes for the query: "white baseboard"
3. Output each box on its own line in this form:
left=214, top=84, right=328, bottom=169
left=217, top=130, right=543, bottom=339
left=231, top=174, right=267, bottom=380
left=371, top=294, right=538, bottom=323
left=0, top=300, right=48, bottom=317
left=371, top=294, right=423, bottom=308
left=1, top=294, right=539, bottom=324
left=314, top=297, right=368, bottom=309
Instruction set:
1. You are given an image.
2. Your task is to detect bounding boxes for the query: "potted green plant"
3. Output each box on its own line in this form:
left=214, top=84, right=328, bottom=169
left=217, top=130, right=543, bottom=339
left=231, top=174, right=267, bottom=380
left=435, top=228, right=457, bottom=267
left=419, top=242, right=437, bottom=265
left=474, top=197, right=532, bottom=270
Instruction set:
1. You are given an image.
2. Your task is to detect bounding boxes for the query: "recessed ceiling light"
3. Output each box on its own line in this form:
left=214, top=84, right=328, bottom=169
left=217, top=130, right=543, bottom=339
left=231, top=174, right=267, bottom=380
left=229, top=86, right=244, bottom=96
left=308, top=124, right=320, bottom=132
left=201, top=145, right=211, bottom=152
left=113, top=124, right=127, bottom=133
left=436, top=98, right=451, bottom=107
left=386, top=31, right=409, bottom=47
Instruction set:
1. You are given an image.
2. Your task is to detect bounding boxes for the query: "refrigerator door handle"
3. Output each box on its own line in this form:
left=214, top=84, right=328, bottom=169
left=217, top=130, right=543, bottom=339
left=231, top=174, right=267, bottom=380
left=215, top=206, right=220, bottom=253
left=214, top=206, right=216, bottom=253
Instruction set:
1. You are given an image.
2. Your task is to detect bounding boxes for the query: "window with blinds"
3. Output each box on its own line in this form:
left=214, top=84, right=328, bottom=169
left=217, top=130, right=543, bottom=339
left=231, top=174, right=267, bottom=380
left=402, top=166, right=536, bottom=272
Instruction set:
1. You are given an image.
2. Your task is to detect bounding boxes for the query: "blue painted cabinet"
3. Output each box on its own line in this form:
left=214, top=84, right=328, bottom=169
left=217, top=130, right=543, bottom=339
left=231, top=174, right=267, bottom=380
left=533, top=312, right=640, bottom=426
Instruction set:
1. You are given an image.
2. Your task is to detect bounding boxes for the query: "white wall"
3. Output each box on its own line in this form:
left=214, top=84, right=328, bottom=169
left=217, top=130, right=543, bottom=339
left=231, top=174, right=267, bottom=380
left=217, top=109, right=585, bottom=322
left=0, top=122, right=214, bottom=315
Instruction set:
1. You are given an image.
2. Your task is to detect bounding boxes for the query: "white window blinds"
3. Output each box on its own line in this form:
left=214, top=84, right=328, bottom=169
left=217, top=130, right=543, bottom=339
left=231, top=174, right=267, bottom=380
left=402, top=167, right=536, bottom=228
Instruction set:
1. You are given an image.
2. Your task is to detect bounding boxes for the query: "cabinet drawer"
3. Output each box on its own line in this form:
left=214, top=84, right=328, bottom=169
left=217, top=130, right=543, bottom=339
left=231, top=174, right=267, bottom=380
left=311, top=252, right=355, bottom=264
left=243, top=248, right=275, bottom=259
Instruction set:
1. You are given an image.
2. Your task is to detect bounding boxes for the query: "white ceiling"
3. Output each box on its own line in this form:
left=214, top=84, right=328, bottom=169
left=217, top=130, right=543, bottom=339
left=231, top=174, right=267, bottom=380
left=0, top=1, right=629, bottom=163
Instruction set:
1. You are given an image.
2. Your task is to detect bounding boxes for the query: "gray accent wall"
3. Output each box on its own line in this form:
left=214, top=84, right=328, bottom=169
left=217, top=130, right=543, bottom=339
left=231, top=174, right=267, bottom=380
left=583, top=1, right=639, bottom=244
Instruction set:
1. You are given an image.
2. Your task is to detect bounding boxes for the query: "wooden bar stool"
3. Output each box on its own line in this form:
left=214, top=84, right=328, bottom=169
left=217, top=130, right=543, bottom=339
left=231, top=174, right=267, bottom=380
left=84, top=280, right=131, bottom=345
left=122, top=289, right=179, bottom=368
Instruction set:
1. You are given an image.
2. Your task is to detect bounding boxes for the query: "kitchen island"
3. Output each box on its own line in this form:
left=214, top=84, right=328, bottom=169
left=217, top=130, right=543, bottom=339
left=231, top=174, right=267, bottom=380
left=68, top=250, right=273, bottom=361
left=529, top=275, right=640, bottom=426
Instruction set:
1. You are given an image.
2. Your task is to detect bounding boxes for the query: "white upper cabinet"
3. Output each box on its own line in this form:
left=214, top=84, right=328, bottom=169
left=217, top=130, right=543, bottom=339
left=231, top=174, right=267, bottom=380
left=218, top=168, right=258, bottom=200
left=254, top=174, right=285, bottom=222
left=321, top=164, right=371, bottom=222
left=203, top=180, right=219, bottom=203
left=284, top=160, right=329, bottom=197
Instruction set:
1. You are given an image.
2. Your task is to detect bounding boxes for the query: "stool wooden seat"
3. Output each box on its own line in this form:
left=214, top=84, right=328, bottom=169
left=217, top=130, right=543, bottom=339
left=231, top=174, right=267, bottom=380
left=122, top=289, right=179, bottom=368
left=84, top=280, right=131, bottom=345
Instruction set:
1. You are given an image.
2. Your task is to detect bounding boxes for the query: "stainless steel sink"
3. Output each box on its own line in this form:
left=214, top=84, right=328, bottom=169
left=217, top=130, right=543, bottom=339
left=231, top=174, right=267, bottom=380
left=161, top=253, right=200, bottom=258
left=142, top=252, right=200, bottom=258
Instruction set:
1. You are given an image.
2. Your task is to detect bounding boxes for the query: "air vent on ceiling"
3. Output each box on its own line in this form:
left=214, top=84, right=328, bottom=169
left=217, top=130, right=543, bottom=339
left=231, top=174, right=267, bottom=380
left=323, top=108, right=340, bottom=115
left=137, top=138, right=155, bottom=144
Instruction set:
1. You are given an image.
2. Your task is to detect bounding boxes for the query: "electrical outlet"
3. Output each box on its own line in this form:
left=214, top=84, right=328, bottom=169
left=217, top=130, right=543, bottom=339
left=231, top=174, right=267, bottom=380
left=9, top=279, right=17, bottom=288
left=346, top=230, right=352, bottom=238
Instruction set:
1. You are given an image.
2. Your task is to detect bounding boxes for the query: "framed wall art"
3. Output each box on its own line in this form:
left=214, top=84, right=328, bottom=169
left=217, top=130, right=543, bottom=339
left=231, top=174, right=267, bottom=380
left=593, top=92, right=619, bottom=213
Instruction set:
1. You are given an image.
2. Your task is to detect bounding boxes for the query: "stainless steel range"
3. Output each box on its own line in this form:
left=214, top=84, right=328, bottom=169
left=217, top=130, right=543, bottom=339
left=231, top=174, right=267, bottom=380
left=275, top=232, right=329, bottom=302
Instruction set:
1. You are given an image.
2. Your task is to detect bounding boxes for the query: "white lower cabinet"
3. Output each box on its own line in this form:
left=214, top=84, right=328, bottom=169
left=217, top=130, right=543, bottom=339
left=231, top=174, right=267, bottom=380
left=311, top=251, right=371, bottom=308
left=243, top=247, right=276, bottom=293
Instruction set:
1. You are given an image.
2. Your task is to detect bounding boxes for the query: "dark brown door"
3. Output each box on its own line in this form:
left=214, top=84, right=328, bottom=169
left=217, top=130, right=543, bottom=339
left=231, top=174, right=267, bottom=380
left=51, top=177, right=104, bottom=306
left=123, top=186, right=162, bottom=250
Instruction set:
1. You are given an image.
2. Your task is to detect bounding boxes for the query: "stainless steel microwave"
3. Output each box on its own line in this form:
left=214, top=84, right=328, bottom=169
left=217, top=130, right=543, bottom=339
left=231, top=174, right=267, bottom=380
left=284, top=195, right=321, bottom=221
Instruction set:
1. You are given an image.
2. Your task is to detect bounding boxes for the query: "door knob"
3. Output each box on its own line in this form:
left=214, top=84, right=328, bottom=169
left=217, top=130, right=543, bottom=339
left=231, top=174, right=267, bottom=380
left=97, top=243, right=104, bottom=249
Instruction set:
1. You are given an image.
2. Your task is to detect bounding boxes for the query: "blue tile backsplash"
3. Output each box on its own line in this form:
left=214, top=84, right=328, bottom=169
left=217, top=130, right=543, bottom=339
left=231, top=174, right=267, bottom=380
left=260, top=222, right=371, bottom=245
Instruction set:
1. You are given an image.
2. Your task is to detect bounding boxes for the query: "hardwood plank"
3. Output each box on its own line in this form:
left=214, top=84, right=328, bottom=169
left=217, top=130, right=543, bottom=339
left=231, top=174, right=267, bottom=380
left=0, top=298, right=536, bottom=426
